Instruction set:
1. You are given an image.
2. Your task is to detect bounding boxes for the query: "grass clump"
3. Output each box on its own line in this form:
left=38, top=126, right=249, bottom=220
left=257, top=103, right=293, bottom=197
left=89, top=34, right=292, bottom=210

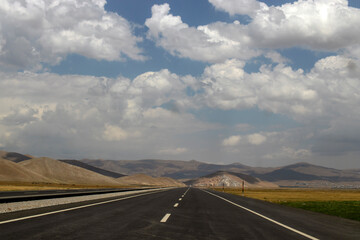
left=280, top=201, right=360, bottom=221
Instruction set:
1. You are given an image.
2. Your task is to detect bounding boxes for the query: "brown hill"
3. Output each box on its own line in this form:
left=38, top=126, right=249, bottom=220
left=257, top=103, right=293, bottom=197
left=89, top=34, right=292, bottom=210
left=60, top=159, right=126, bottom=178
left=117, top=174, right=185, bottom=187
left=252, top=162, right=360, bottom=182
left=0, top=158, right=52, bottom=183
left=187, top=171, right=278, bottom=188
left=19, top=157, right=121, bottom=186
left=0, top=151, right=33, bottom=163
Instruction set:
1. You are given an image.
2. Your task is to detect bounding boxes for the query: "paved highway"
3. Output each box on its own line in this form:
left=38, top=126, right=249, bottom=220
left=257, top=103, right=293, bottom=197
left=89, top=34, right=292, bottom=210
left=0, top=187, right=359, bottom=239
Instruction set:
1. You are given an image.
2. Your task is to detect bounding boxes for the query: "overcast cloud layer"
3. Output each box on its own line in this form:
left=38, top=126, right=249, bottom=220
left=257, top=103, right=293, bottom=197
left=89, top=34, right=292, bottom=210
left=0, top=0, right=359, bottom=168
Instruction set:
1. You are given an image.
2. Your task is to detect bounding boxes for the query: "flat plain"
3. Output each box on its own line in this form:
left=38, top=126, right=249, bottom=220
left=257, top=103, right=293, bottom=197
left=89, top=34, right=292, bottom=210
left=212, top=188, right=360, bottom=221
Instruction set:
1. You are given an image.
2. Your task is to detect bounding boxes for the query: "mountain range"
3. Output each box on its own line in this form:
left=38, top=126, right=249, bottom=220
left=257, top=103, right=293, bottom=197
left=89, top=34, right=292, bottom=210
left=80, top=158, right=360, bottom=188
left=1, top=150, right=359, bottom=188
left=0, top=151, right=185, bottom=187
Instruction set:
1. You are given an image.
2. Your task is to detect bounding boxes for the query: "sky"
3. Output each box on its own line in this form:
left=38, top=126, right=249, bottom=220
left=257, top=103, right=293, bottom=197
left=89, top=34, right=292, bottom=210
left=0, top=0, right=360, bottom=169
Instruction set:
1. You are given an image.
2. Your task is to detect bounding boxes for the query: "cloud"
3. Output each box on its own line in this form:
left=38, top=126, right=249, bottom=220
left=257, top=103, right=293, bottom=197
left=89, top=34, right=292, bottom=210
left=0, top=0, right=145, bottom=70
left=199, top=59, right=319, bottom=116
left=205, top=55, right=360, bottom=157
left=102, top=124, right=129, bottom=141
left=0, top=53, right=359, bottom=160
left=1, top=106, right=38, bottom=126
left=0, top=69, right=213, bottom=159
left=145, top=4, right=260, bottom=63
left=222, top=133, right=267, bottom=147
left=264, top=51, right=289, bottom=64
left=209, top=0, right=263, bottom=16
left=146, top=1, right=360, bottom=63
left=200, top=55, right=360, bottom=123
left=130, top=69, right=188, bottom=109
left=247, top=133, right=266, bottom=145
left=222, top=135, right=241, bottom=146
left=248, top=0, right=360, bottom=50
left=158, top=147, right=188, bottom=155
left=235, top=123, right=253, bottom=131
left=264, top=147, right=311, bottom=160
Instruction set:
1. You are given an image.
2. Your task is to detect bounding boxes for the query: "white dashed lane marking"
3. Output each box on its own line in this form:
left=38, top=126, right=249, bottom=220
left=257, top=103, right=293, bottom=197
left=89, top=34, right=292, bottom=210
left=162, top=188, right=190, bottom=223
left=160, top=213, right=171, bottom=223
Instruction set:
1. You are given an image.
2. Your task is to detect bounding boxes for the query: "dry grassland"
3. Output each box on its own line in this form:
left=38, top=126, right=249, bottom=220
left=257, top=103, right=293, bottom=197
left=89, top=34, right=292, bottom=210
left=212, top=188, right=360, bottom=202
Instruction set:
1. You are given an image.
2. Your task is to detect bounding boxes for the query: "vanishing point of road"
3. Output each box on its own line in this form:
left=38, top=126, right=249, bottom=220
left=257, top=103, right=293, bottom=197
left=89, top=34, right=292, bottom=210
left=0, top=187, right=359, bottom=240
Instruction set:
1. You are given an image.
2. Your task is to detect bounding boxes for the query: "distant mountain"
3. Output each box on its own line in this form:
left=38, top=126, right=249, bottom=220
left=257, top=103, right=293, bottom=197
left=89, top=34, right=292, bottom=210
left=252, top=162, right=360, bottom=182
left=186, top=171, right=277, bottom=188
left=80, top=159, right=204, bottom=178
left=0, top=150, right=32, bottom=163
left=80, top=159, right=360, bottom=188
left=60, top=160, right=126, bottom=178
left=117, top=174, right=185, bottom=187
left=80, top=159, right=251, bottom=180
left=2, top=150, right=359, bottom=188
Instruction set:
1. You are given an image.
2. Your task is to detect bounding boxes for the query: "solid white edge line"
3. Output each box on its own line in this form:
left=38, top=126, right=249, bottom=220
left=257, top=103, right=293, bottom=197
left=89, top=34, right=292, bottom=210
left=0, top=189, right=170, bottom=225
left=202, top=189, right=319, bottom=240
left=174, top=203, right=179, bottom=207
left=160, top=213, right=171, bottom=223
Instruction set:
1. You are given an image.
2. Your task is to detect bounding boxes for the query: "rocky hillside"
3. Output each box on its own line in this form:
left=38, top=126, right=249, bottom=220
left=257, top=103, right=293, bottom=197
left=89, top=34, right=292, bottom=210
left=117, top=174, right=185, bottom=187
left=186, top=171, right=277, bottom=188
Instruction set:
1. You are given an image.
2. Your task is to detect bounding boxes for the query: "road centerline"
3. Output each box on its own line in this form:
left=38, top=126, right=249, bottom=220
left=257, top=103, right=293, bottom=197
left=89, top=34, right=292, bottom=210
left=202, top=189, right=319, bottom=240
left=160, top=213, right=171, bottom=223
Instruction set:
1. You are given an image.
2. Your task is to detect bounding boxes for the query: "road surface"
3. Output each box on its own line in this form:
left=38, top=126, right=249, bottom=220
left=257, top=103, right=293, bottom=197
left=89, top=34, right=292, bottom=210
left=0, top=187, right=359, bottom=239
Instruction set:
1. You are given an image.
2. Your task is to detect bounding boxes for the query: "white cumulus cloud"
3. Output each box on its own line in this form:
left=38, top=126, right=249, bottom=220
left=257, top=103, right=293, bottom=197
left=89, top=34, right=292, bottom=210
left=146, top=1, right=360, bottom=63
left=247, top=133, right=267, bottom=145
left=222, top=135, right=242, bottom=146
left=0, top=0, right=145, bottom=70
left=209, top=0, right=263, bottom=16
left=145, top=3, right=259, bottom=63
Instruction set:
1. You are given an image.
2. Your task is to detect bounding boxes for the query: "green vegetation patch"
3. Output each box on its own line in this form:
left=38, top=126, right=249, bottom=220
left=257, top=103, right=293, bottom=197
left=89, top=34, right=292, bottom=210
left=280, top=201, right=360, bottom=222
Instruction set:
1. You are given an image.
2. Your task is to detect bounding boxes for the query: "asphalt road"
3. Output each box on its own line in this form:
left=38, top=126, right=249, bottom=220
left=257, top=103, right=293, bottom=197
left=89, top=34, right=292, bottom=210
left=0, top=187, right=359, bottom=240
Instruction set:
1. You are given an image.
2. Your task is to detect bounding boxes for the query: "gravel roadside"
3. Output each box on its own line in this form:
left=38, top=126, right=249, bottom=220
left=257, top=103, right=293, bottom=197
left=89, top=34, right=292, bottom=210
left=0, top=188, right=163, bottom=213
